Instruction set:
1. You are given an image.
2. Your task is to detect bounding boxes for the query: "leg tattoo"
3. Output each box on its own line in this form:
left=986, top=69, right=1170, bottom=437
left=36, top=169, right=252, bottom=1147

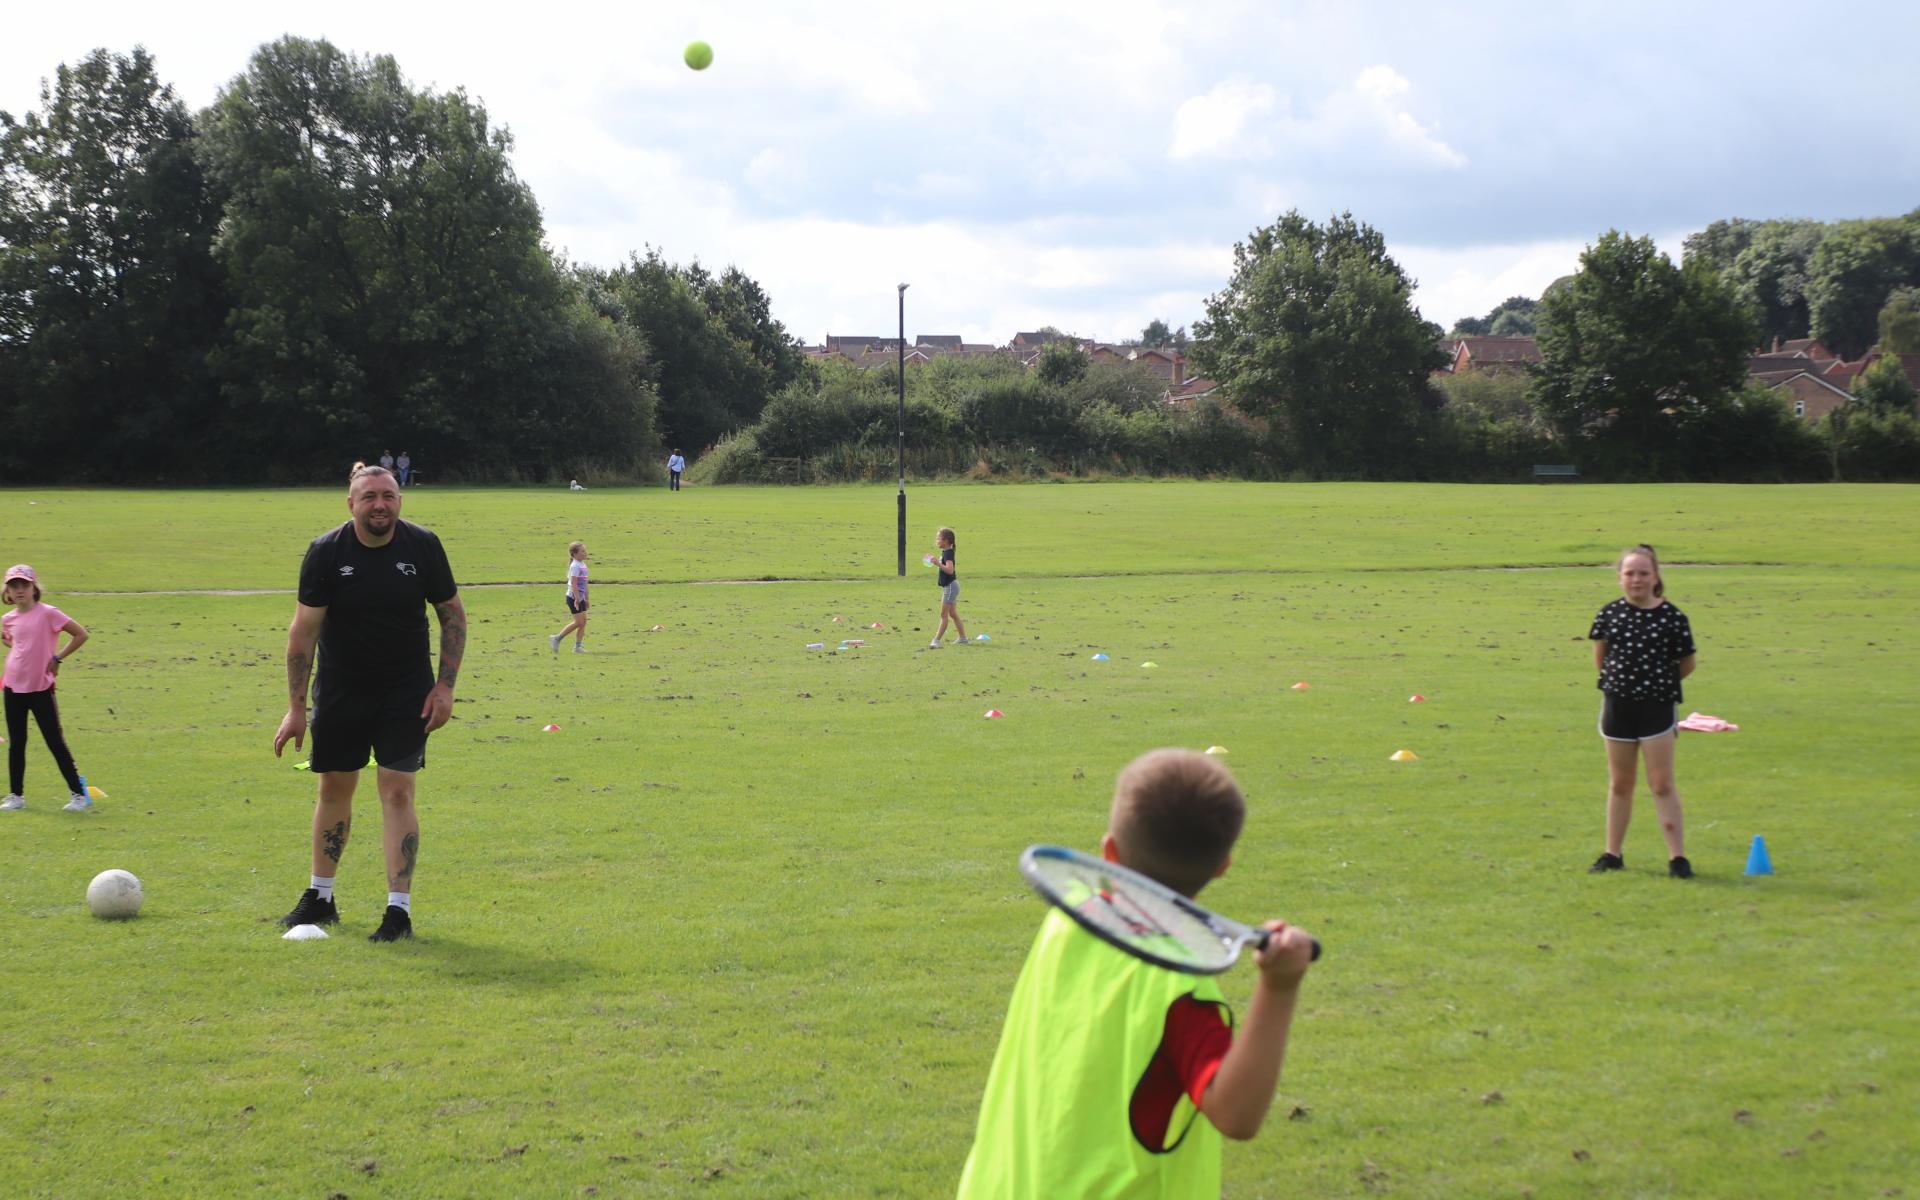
left=322, top=820, right=347, bottom=864
left=392, top=831, right=418, bottom=889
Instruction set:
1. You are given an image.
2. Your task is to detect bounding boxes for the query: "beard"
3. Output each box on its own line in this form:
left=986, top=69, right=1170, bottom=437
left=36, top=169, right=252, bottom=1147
left=360, top=511, right=396, bottom=536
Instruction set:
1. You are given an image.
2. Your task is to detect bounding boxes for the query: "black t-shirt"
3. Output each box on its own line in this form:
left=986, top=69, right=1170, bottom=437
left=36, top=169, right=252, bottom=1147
left=937, top=546, right=955, bottom=588
left=1589, top=598, right=1695, bottom=702
left=298, top=520, right=457, bottom=689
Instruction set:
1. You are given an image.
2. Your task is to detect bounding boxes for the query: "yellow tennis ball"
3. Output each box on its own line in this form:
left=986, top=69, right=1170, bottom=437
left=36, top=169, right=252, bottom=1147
left=684, top=41, right=713, bottom=71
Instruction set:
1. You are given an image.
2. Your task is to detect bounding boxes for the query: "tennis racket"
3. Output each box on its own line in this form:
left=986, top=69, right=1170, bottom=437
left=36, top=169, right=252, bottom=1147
left=1019, top=844, right=1321, bottom=976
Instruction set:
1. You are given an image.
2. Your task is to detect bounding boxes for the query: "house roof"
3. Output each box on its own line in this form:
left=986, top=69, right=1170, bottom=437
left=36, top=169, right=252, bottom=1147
left=1763, top=370, right=1851, bottom=401
left=1457, top=336, right=1541, bottom=363
left=1749, top=353, right=1811, bottom=372
left=916, top=334, right=961, bottom=348
left=1779, top=338, right=1834, bottom=359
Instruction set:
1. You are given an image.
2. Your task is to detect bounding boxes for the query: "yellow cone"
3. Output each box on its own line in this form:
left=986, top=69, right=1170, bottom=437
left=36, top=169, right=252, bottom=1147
left=1390, top=749, right=1418, bottom=762
left=1205, top=746, right=1228, bottom=755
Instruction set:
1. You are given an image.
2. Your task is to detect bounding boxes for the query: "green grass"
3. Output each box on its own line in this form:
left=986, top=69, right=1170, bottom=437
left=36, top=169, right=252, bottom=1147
left=1, top=483, right=1915, bottom=1197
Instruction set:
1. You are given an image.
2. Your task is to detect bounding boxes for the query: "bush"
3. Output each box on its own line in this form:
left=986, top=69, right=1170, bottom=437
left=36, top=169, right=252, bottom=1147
left=1834, top=409, right=1920, bottom=480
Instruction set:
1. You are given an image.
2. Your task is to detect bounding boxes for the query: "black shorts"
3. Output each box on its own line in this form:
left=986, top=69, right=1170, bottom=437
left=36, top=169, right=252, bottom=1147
left=565, top=592, right=587, bottom=615
left=1599, top=695, right=1677, bottom=742
left=310, top=679, right=432, bottom=773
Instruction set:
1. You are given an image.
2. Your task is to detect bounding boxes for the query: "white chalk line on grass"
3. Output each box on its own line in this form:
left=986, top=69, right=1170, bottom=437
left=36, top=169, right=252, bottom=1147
left=66, top=561, right=1788, bottom=598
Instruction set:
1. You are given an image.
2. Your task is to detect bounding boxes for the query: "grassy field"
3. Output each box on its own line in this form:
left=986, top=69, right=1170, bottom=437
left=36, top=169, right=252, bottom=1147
left=1, top=482, right=1915, bottom=1198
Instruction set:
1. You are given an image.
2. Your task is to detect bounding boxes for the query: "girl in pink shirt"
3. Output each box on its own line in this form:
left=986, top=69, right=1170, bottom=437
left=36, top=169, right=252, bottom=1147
left=1, top=564, right=91, bottom=811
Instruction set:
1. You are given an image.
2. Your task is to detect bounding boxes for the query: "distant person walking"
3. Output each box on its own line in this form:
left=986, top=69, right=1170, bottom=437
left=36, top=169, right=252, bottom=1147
left=1, top=565, right=92, bottom=812
left=550, top=541, right=591, bottom=654
left=273, top=462, right=465, bottom=941
left=667, top=449, right=685, bottom=491
left=1587, top=544, right=1697, bottom=879
left=396, top=451, right=412, bottom=486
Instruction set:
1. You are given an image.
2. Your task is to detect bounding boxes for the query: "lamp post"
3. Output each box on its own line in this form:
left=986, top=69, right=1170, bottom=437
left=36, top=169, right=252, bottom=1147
left=896, top=283, right=909, bottom=577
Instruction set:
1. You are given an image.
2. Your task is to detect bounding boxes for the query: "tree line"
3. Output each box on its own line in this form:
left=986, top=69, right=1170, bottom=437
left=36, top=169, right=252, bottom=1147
left=0, top=41, right=803, bottom=483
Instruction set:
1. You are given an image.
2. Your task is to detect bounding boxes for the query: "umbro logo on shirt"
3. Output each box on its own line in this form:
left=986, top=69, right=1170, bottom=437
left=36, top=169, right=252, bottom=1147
left=338, top=566, right=355, bottom=576
left=396, top=562, right=417, bottom=576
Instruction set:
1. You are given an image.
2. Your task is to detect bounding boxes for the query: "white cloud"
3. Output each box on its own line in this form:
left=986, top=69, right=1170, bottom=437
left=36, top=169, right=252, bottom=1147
left=1170, top=80, right=1279, bottom=161
left=1171, top=64, right=1464, bottom=172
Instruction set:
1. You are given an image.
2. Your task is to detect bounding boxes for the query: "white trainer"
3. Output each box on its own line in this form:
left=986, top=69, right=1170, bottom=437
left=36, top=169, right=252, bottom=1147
left=548, top=634, right=561, bottom=654
left=572, top=644, right=587, bottom=654
left=63, top=792, right=93, bottom=812
left=928, top=640, right=942, bottom=648
left=0, top=794, right=23, bottom=811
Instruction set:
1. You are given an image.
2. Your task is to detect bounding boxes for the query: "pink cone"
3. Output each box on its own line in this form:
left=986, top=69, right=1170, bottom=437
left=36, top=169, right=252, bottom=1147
left=543, top=724, right=561, bottom=732
left=1409, top=694, right=1425, bottom=702
left=984, top=709, right=1004, bottom=719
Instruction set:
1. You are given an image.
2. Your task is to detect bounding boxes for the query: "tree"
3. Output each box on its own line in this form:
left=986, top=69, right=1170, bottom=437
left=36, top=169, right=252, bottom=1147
left=1531, top=231, right=1756, bottom=474
left=0, top=47, right=227, bottom=480
left=1450, top=295, right=1538, bottom=338
left=1853, top=354, right=1918, bottom=416
left=1034, top=339, right=1089, bottom=385
left=199, top=37, right=637, bottom=477
left=1878, top=287, right=1920, bottom=353
left=1724, top=220, right=1825, bottom=347
left=1192, top=210, right=1447, bottom=474
left=1141, top=318, right=1172, bottom=347
left=1806, top=213, right=1920, bottom=359
left=1681, top=218, right=1763, bottom=274
left=605, top=249, right=800, bottom=452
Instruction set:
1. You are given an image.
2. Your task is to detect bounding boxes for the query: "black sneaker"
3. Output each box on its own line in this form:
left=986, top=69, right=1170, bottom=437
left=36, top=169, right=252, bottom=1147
left=1668, top=856, right=1694, bottom=879
left=1587, top=853, right=1625, bottom=874
left=278, top=888, right=339, bottom=928
left=368, top=905, right=413, bottom=942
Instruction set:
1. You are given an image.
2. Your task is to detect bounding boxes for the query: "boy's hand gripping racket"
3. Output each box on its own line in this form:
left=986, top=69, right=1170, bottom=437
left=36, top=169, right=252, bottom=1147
left=1019, top=844, right=1321, bottom=976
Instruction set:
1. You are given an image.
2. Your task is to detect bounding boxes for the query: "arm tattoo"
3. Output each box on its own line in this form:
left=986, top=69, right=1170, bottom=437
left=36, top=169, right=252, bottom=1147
left=288, top=648, right=313, bottom=705
left=322, top=820, right=347, bottom=864
left=433, top=600, right=465, bottom=690
left=394, top=832, right=418, bottom=887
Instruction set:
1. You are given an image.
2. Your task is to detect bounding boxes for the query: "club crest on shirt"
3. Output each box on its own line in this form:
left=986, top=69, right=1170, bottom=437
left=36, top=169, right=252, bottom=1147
left=396, top=562, right=417, bottom=576
left=338, top=565, right=355, bottom=576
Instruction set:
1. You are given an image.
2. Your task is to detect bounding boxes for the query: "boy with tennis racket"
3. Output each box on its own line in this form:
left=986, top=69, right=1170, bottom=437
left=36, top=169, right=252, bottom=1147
left=957, top=748, right=1316, bottom=1198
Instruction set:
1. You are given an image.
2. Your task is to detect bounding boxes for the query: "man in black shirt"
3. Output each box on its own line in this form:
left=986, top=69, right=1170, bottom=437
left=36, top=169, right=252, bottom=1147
left=273, top=463, right=465, bottom=941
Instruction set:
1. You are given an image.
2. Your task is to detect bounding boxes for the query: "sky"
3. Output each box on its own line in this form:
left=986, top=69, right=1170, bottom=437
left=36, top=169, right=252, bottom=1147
left=6, top=0, right=1917, bottom=347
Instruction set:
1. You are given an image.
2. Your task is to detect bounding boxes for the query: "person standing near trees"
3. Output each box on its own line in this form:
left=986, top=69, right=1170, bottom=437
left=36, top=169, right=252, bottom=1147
left=272, top=462, right=464, bottom=941
left=667, top=449, right=685, bottom=491
left=396, top=450, right=412, bottom=486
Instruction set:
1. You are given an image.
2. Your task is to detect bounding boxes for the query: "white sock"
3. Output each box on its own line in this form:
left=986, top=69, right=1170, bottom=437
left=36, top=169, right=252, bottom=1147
left=387, top=891, right=411, bottom=914
left=311, top=875, right=334, bottom=901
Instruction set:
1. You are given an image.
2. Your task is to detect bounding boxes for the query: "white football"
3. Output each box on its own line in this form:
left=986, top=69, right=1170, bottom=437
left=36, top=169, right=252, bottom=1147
left=87, top=869, right=144, bottom=919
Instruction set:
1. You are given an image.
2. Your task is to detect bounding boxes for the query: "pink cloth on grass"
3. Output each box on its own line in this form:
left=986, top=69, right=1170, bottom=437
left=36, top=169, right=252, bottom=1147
left=1678, top=712, right=1738, bottom=732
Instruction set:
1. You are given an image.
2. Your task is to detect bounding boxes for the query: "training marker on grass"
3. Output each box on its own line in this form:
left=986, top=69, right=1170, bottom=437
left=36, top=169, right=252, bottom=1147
left=648, top=624, right=665, bottom=632
left=1390, top=749, right=1418, bottom=762
left=1744, top=835, right=1774, bottom=876
left=984, top=709, right=1004, bottom=719
left=1140, top=661, right=1158, bottom=669
left=1291, top=681, right=1311, bottom=690
left=1090, top=653, right=1110, bottom=661
left=543, top=724, right=561, bottom=732
left=282, top=924, right=329, bottom=941
left=1409, top=694, right=1425, bottom=702
left=805, top=642, right=825, bottom=649
left=975, top=633, right=991, bottom=641
left=1205, top=746, right=1228, bottom=756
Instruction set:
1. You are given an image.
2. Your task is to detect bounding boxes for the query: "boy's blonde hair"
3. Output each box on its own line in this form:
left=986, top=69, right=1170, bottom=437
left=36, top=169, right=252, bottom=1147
left=1109, top=748, right=1246, bottom=898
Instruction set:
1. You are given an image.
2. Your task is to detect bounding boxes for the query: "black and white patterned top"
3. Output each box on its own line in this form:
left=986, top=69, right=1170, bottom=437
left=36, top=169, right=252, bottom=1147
left=1589, top=599, right=1695, bottom=702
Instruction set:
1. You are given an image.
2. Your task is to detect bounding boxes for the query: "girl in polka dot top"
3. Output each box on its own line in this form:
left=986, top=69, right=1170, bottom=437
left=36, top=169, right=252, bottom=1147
left=1586, top=545, right=1697, bottom=879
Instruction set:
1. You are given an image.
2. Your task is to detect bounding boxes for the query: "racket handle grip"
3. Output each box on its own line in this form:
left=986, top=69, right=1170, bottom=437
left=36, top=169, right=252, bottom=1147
left=1252, top=931, right=1324, bottom=961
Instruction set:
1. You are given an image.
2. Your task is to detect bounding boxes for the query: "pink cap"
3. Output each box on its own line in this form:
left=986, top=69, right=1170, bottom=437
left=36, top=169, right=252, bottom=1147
left=3, top=564, right=35, bottom=585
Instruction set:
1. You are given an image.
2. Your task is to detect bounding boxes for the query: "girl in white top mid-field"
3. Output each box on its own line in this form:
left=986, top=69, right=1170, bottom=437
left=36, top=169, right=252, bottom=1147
left=1, top=564, right=92, bottom=811
left=550, top=542, right=590, bottom=654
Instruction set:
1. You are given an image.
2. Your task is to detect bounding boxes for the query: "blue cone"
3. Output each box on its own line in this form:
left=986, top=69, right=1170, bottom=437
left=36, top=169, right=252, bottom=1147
left=1744, top=834, right=1773, bottom=876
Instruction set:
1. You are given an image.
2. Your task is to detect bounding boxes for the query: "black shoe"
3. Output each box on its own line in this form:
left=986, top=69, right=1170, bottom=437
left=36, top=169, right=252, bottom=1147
left=1587, top=853, right=1625, bottom=874
left=368, top=905, right=413, bottom=942
left=1668, top=856, right=1694, bottom=879
left=278, top=888, right=339, bottom=928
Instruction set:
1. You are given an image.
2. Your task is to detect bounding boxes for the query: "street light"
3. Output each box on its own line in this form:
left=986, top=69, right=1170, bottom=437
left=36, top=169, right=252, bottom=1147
left=896, top=282, right=909, bottom=577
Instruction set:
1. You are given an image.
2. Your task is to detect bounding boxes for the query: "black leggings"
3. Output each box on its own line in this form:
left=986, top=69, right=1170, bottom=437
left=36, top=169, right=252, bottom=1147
left=4, top=686, right=83, bottom=795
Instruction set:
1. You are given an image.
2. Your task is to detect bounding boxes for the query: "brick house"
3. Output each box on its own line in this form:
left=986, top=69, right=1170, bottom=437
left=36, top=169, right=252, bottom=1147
left=1762, top=370, right=1853, bottom=422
